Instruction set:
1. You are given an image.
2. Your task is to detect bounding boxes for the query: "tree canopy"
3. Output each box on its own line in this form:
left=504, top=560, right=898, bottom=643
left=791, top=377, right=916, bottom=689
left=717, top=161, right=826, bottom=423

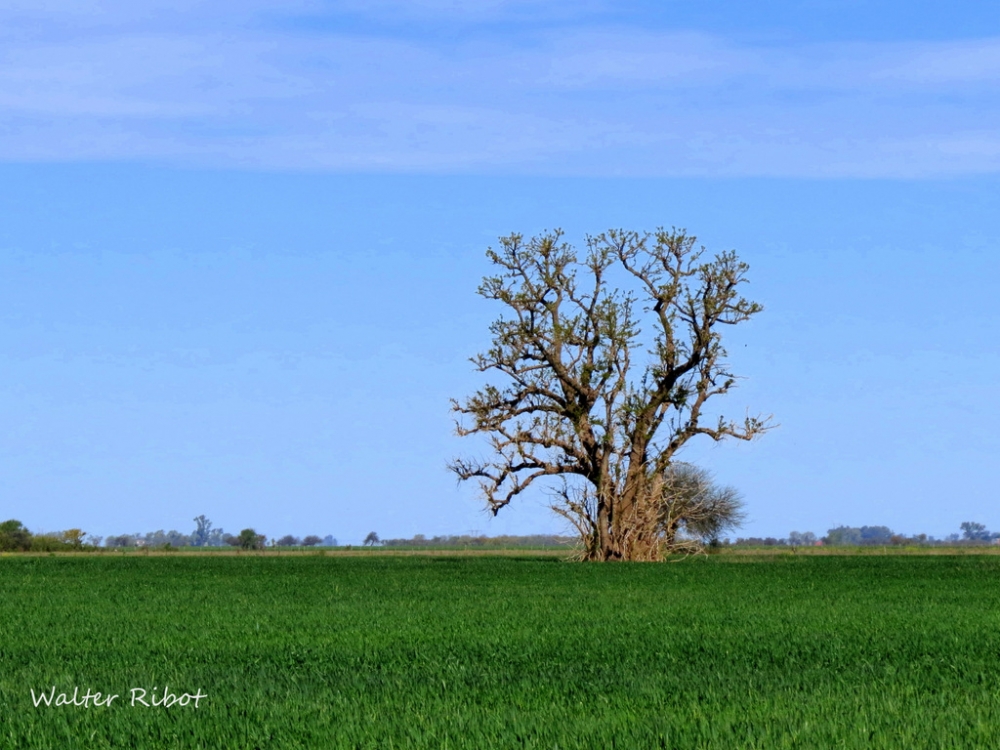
left=450, top=228, right=772, bottom=561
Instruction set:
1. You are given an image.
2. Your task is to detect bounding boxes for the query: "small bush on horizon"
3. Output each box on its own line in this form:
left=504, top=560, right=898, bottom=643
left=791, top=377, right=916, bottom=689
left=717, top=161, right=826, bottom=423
left=0, top=520, right=32, bottom=551
left=237, top=528, right=265, bottom=550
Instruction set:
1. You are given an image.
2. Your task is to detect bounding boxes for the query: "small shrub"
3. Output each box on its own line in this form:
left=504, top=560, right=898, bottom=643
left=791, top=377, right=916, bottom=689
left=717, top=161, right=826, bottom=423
left=30, top=535, right=66, bottom=553
left=238, top=528, right=265, bottom=551
left=0, top=520, right=32, bottom=552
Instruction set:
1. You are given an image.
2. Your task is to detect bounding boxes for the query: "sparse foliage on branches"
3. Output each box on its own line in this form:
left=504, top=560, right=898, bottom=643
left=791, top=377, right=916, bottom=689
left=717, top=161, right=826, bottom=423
left=450, top=228, right=772, bottom=561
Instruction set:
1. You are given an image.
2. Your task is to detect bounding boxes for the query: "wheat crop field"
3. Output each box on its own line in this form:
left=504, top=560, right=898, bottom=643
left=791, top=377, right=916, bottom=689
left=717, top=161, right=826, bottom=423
left=2, top=553, right=1000, bottom=748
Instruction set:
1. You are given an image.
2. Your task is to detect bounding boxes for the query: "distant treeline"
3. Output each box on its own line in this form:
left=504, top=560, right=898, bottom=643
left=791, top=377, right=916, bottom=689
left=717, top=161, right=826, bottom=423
left=101, top=516, right=338, bottom=549
left=734, top=522, right=999, bottom=547
left=0, top=515, right=336, bottom=552
left=6, top=517, right=999, bottom=553
left=102, top=531, right=337, bottom=549
left=379, top=534, right=576, bottom=548
left=0, top=521, right=90, bottom=552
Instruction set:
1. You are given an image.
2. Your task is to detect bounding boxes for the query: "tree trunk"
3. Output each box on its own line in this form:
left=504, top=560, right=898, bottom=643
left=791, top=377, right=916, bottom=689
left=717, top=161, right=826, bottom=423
left=597, top=497, right=616, bottom=560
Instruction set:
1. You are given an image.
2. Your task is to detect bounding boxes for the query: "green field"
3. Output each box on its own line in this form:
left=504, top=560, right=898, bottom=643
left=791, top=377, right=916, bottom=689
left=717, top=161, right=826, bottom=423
left=2, top=554, right=1000, bottom=749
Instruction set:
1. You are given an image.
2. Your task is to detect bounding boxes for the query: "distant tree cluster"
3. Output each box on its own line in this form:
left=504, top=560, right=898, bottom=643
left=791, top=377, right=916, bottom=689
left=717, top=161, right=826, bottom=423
left=825, top=526, right=895, bottom=546
left=1, top=513, right=343, bottom=553
left=380, top=534, right=577, bottom=548
left=825, top=523, right=1000, bottom=546
left=732, top=522, right=1000, bottom=547
left=959, top=522, right=995, bottom=542
left=104, top=517, right=226, bottom=548
left=106, top=530, right=199, bottom=548
left=7, top=512, right=997, bottom=554
left=275, top=535, right=328, bottom=547
left=100, top=517, right=337, bottom=550
left=732, top=537, right=791, bottom=547
left=0, top=520, right=101, bottom=552
left=191, top=515, right=225, bottom=546
left=0, top=520, right=33, bottom=551
left=788, top=531, right=817, bottom=546
left=231, top=528, right=265, bottom=550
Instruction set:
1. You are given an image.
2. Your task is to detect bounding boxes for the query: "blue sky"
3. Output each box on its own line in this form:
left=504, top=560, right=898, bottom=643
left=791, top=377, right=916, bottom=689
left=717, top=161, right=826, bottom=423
left=4, top=0, right=1000, bottom=176
left=1, top=1, right=998, bottom=543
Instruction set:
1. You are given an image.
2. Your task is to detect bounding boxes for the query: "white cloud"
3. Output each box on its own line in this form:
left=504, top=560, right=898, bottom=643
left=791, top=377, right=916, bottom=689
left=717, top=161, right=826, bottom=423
left=536, top=31, right=744, bottom=89
left=0, top=0, right=604, bottom=33
left=871, top=38, right=1000, bottom=85
left=320, top=0, right=608, bottom=22
left=1, top=8, right=999, bottom=177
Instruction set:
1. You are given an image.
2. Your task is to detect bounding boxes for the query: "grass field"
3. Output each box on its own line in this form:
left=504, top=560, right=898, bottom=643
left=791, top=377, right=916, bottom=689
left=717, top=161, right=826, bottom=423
left=2, top=554, right=1000, bottom=749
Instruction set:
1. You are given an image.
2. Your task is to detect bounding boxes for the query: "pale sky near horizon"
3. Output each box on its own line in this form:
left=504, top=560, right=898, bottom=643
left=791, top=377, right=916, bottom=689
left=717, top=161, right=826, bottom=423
left=1, top=1, right=998, bottom=544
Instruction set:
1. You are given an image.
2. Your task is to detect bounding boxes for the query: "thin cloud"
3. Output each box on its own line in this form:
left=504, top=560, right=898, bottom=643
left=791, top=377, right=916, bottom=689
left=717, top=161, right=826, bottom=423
left=536, top=31, right=744, bottom=89
left=2, top=12, right=999, bottom=177
left=871, top=38, right=1000, bottom=85
left=320, top=0, right=609, bottom=22
left=0, top=0, right=606, bottom=33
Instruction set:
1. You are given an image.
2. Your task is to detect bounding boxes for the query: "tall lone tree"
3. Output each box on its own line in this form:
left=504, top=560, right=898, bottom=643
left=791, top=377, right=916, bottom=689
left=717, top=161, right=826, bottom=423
left=449, top=228, right=772, bottom=561
left=191, top=515, right=213, bottom=547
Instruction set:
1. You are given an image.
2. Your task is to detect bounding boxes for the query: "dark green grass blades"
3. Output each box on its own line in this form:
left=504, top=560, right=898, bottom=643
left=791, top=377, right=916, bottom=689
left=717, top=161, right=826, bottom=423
left=2, top=555, right=1000, bottom=748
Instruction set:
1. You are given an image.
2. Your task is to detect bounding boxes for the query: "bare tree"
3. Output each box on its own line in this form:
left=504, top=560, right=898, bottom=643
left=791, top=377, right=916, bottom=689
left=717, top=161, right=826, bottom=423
left=449, top=228, right=772, bottom=561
